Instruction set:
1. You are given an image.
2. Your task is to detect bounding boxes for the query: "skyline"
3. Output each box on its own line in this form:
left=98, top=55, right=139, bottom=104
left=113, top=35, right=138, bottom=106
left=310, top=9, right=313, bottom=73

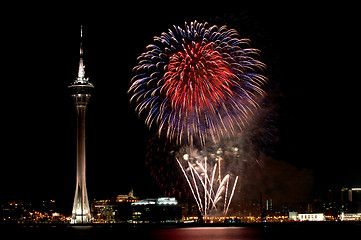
left=1, top=4, right=360, bottom=211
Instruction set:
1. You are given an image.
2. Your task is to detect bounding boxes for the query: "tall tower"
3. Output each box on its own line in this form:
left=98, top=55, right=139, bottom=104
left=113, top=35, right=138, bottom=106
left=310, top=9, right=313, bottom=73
left=69, top=25, right=93, bottom=224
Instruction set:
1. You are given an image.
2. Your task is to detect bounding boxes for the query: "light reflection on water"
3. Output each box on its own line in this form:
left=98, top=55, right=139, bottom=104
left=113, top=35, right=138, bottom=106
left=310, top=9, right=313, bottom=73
left=2, top=225, right=264, bottom=240
left=3, top=222, right=360, bottom=240
left=148, top=227, right=262, bottom=240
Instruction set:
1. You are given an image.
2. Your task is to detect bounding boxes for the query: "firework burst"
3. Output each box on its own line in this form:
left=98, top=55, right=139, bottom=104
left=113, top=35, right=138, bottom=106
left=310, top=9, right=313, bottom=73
left=129, top=20, right=267, bottom=145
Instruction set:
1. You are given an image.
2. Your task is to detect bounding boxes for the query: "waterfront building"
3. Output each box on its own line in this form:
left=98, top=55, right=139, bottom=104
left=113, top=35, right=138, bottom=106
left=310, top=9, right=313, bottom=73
left=298, top=213, right=325, bottom=221
left=91, top=191, right=139, bottom=223
left=131, top=197, right=182, bottom=223
left=340, top=212, right=361, bottom=221
left=288, top=212, right=325, bottom=221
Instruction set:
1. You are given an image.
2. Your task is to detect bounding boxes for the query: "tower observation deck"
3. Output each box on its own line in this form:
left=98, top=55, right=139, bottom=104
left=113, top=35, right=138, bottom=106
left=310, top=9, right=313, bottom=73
left=68, top=25, right=93, bottom=224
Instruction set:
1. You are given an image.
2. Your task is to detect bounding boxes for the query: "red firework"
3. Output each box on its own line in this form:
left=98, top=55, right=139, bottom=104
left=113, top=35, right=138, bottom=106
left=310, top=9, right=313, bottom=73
left=163, top=42, right=235, bottom=112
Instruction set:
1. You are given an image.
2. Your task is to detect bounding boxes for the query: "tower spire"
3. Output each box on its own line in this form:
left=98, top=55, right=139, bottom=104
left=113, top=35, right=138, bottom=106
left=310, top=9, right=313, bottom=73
left=79, top=25, right=83, bottom=57
left=75, top=25, right=89, bottom=84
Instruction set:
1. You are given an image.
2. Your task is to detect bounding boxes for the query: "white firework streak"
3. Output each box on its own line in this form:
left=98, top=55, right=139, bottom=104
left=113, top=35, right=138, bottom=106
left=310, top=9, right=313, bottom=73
left=176, top=158, right=202, bottom=212
left=177, top=157, right=238, bottom=217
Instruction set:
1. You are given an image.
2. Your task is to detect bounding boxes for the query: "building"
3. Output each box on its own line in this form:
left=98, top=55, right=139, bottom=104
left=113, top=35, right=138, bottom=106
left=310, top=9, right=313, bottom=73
left=351, top=188, right=361, bottom=212
left=116, top=188, right=138, bottom=203
left=340, top=212, right=361, bottom=221
left=288, top=212, right=298, bottom=221
left=298, top=213, right=325, bottom=221
left=91, top=190, right=139, bottom=223
left=131, top=197, right=182, bottom=223
left=69, top=25, right=94, bottom=224
left=341, top=187, right=361, bottom=213
left=92, top=200, right=116, bottom=223
left=289, top=212, right=325, bottom=221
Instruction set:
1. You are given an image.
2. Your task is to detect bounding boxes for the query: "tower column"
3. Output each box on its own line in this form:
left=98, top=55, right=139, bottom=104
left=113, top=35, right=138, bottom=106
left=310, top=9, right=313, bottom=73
left=76, top=106, right=86, bottom=193
left=71, top=103, right=91, bottom=224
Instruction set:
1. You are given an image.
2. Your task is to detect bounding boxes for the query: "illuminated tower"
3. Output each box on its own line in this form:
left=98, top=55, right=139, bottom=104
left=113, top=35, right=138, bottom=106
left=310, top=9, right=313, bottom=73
left=69, top=25, right=93, bottom=224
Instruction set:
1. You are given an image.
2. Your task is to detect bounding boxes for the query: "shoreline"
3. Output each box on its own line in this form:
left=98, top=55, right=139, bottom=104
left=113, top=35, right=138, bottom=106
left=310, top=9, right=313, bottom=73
left=1, top=221, right=360, bottom=228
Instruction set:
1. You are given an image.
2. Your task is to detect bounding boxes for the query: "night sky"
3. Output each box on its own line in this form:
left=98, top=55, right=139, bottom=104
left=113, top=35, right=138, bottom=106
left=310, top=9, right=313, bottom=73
left=1, top=3, right=360, bottom=211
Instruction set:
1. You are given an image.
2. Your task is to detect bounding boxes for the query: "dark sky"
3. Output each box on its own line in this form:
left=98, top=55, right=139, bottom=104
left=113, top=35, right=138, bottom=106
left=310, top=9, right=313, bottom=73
left=1, top=3, right=360, bottom=211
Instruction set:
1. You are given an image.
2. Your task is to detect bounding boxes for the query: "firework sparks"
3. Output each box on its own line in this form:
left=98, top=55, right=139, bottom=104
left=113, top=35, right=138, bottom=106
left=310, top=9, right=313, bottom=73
left=129, top=20, right=267, bottom=145
left=176, top=147, right=239, bottom=217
